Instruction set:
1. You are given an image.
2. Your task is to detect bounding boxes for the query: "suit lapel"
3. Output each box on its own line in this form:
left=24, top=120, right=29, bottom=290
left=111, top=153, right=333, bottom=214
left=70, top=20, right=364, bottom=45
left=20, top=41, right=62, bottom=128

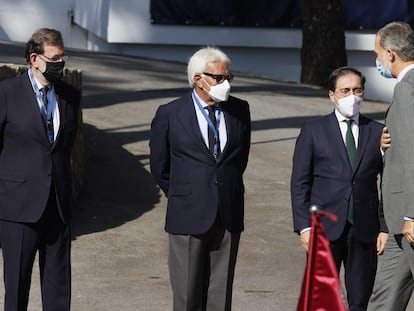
left=327, top=112, right=350, bottom=168
left=384, top=100, right=392, bottom=123
left=52, top=87, right=66, bottom=148
left=180, top=93, right=214, bottom=159
left=21, top=74, right=51, bottom=147
left=219, top=102, right=236, bottom=157
left=353, top=115, right=370, bottom=173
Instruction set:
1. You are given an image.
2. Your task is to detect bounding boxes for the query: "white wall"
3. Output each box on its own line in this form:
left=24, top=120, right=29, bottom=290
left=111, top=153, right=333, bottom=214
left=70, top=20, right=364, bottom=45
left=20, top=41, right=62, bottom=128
left=0, top=0, right=395, bottom=101
left=0, top=0, right=82, bottom=48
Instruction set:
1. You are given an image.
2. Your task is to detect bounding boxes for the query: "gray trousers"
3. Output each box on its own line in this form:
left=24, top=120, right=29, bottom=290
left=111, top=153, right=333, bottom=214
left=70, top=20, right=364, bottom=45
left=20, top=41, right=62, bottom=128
left=368, top=234, right=414, bottom=311
left=168, top=216, right=240, bottom=311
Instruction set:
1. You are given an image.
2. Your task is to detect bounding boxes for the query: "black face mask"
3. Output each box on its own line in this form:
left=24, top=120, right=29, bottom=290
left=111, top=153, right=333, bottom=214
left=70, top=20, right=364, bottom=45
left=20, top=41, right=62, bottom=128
left=42, top=61, right=65, bottom=82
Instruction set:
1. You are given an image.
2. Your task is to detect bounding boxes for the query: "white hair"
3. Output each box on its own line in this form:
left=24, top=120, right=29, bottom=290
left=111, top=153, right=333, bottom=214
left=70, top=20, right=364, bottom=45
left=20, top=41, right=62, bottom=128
left=187, top=46, right=231, bottom=87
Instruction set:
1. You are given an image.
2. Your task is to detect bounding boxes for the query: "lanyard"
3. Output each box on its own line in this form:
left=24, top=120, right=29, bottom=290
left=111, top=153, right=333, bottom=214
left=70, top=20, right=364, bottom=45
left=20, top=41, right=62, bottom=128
left=28, top=69, right=56, bottom=143
left=192, top=90, right=221, bottom=157
left=28, top=69, right=54, bottom=127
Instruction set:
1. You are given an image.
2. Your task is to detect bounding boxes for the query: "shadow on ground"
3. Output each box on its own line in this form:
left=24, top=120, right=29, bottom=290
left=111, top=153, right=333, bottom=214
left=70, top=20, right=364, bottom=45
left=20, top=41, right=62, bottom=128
left=71, top=123, right=160, bottom=239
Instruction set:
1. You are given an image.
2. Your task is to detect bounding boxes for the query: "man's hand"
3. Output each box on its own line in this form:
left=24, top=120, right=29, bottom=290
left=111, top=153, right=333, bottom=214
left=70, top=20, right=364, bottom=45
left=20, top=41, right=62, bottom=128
left=376, top=232, right=388, bottom=255
left=300, top=230, right=311, bottom=252
left=381, top=127, right=391, bottom=152
left=403, top=220, right=414, bottom=245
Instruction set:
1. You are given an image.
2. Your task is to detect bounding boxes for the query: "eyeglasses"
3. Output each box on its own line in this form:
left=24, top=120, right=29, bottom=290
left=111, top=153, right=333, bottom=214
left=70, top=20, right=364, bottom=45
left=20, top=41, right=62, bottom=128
left=335, top=88, right=364, bottom=96
left=202, top=72, right=234, bottom=83
left=38, top=54, right=68, bottom=63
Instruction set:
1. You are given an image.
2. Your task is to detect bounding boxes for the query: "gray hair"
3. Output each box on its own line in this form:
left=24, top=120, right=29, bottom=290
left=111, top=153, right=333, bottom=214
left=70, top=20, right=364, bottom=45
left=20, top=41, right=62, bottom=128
left=187, top=46, right=231, bottom=87
left=377, top=21, right=414, bottom=62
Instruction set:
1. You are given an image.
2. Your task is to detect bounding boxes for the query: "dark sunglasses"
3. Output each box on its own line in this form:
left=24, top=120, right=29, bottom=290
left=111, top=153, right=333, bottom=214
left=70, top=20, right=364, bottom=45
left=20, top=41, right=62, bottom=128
left=203, top=72, right=234, bottom=83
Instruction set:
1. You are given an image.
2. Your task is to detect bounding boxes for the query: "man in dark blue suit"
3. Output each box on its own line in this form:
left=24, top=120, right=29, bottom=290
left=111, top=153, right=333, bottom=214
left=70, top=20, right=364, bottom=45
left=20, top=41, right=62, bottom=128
left=0, top=28, right=80, bottom=310
left=150, top=47, right=251, bottom=311
left=290, top=67, right=386, bottom=311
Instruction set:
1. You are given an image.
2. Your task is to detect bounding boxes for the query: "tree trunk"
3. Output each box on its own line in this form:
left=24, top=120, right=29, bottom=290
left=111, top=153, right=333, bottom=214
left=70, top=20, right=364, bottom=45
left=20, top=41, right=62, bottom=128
left=301, top=0, right=347, bottom=88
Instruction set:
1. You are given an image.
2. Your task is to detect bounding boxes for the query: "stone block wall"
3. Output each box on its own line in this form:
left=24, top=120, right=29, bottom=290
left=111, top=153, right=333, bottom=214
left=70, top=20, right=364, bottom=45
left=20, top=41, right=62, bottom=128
left=0, top=63, right=84, bottom=201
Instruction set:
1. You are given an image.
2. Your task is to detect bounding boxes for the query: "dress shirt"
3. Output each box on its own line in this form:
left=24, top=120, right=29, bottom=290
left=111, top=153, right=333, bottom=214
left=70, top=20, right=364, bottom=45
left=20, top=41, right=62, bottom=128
left=397, top=64, right=414, bottom=82
left=335, top=109, right=359, bottom=148
left=192, top=91, right=227, bottom=151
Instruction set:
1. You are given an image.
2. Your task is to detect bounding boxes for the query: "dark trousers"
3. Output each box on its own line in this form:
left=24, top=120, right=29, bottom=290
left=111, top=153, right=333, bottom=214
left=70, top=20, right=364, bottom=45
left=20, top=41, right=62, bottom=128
left=330, top=222, right=377, bottom=311
left=168, top=214, right=241, bottom=311
left=0, top=189, right=71, bottom=311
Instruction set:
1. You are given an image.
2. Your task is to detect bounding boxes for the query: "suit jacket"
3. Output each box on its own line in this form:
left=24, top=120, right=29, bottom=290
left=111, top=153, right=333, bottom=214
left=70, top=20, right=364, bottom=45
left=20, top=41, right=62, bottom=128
left=150, top=91, right=251, bottom=235
left=291, top=111, right=384, bottom=243
left=0, top=71, right=81, bottom=224
left=382, top=68, right=414, bottom=234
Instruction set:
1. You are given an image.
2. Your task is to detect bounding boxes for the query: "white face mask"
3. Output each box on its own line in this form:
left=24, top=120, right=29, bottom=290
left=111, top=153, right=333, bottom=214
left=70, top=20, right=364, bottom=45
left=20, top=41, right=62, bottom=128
left=209, top=80, right=231, bottom=102
left=337, top=94, right=363, bottom=118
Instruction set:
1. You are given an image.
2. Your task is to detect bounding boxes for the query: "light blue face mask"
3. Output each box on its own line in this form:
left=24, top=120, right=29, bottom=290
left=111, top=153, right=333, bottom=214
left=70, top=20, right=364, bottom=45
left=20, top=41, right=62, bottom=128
left=376, top=59, right=393, bottom=79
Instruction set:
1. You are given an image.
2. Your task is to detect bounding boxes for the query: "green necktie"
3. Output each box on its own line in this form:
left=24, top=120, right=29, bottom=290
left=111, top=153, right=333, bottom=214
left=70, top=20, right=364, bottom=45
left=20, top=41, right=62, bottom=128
left=345, top=119, right=356, bottom=223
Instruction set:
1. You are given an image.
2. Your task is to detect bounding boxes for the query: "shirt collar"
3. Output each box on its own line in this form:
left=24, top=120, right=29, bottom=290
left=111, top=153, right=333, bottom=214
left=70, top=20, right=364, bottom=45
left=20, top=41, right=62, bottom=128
left=28, top=68, right=54, bottom=94
left=397, top=64, right=414, bottom=82
left=192, top=89, right=208, bottom=109
left=334, top=109, right=359, bottom=126
left=192, top=89, right=221, bottom=110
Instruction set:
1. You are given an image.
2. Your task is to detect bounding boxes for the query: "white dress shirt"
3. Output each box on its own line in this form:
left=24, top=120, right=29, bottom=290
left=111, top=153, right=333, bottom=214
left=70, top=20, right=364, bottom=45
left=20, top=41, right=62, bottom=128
left=335, top=109, right=359, bottom=148
left=192, top=91, right=227, bottom=151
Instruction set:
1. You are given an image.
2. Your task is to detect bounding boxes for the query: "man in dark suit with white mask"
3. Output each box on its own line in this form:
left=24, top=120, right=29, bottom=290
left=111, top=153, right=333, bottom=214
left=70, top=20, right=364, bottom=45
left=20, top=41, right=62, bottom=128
left=150, top=46, right=251, bottom=311
left=291, top=67, right=386, bottom=311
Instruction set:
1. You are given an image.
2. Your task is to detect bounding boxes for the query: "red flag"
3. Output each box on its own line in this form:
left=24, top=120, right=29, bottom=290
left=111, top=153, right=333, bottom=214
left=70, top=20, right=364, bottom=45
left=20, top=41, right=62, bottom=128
left=297, top=209, right=348, bottom=311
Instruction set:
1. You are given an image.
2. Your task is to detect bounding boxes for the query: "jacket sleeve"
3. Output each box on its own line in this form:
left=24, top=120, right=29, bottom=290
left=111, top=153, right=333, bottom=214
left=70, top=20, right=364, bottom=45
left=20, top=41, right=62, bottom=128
left=290, top=122, right=314, bottom=233
left=242, top=102, right=251, bottom=173
left=149, top=105, right=170, bottom=196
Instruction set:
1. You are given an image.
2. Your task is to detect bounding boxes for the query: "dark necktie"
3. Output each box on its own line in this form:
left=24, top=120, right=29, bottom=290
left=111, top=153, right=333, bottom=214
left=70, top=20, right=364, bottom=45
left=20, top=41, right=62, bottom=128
left=344, top=119, right=356, bottom=223
left=345, top=119, right=356, bottom=168
left=40, top=87, right=54, bottom=144
left=206, top=105, right=220, bottom=157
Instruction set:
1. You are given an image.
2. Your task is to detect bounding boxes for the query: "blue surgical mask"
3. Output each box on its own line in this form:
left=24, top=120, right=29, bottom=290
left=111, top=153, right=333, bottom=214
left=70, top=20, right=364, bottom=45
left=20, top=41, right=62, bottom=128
left=376, top=59, right=393, bottom=79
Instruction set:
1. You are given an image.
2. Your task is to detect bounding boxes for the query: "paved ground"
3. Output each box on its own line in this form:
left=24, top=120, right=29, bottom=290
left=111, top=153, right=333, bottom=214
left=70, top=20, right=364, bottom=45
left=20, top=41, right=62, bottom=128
left=0, top=41, right=402, bottom=310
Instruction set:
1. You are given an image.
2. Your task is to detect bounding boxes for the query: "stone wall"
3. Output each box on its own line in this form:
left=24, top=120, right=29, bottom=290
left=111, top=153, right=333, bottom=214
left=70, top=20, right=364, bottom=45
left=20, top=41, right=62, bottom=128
left=0, top=63, right=84, bottom=201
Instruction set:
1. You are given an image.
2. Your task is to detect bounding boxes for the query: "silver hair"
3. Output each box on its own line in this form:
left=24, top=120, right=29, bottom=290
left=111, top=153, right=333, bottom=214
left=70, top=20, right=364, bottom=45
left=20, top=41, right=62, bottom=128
left=377, top=21, right=414, bottom=62
left=187, top=46, right=231, bottom=87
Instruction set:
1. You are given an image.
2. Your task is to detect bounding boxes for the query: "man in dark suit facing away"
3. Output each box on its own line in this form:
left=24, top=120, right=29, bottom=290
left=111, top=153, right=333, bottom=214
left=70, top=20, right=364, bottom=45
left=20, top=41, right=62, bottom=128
left=290, top=67, right=387, bottom=311
left=0, top=28, right=80, bottom=310
left=150, top=46, right=251, bottom=311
